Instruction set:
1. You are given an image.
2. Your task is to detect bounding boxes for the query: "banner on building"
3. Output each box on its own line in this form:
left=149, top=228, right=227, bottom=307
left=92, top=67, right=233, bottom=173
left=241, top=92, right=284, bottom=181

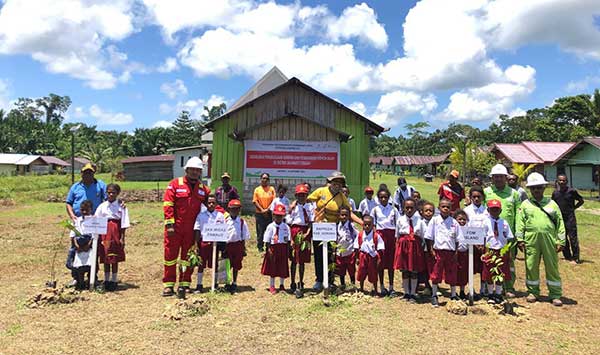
left=244, top=140, right=340, bottom=179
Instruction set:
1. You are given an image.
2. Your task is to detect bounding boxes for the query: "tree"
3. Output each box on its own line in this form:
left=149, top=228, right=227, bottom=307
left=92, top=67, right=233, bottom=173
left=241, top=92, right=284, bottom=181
left=200, top=103, right=226, bottom=124
left=172, top=110, right=201, bottom=148
left=511, top=163, right=536, bottom=181
left=35, top=94, right=71, bottom=126
left=404, top=121, right=430, bottom=155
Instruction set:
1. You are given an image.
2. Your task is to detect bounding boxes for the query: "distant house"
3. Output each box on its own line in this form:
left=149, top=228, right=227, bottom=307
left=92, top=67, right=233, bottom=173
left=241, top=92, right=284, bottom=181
left=0, top=153, right=70, bottom=175
left=121, top=155, right=174, bottom=181
left=393, top=154, right=450, bottom=175
left=65, top=157, right=91, bottom=173
left=492, top=142, right=576, bottom=182
left=167, top=143, right=212, bottom=180
left=369, top=156, right=395, bottom=171
left=553, top=137, right=600, bottom=190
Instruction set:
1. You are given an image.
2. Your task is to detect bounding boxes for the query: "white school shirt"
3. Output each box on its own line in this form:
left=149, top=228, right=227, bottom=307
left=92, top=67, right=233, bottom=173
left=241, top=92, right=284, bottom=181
left=348, top=197, right=357, bottom=212
left=286, top=202, right=314, bottom=226
left=336, top=220, right=358, bottom=257
left=94, top=200, right=130, bottom=228
left=393, top=185, right=415, bottom=210
left=353, top=230, right=385, bottom=257
left=372, top=203, right=399, bottom=231
left=226, top=216, right=250, bottom=243
left=358, top=197, right=378, bottom=216
left=486, top=217, right=513, bottom=250
left=264, top=222, right=290, bottom=245
left=69, top=216, right=88, bottom=238
left=269, top=196, right=291, bottom=213
left=424, top=215, right=463, bottom=251
left=464, top=203, right=489, bottom=228
left=396, top=213, right=425, bottom=238
left=193, top=209, right=225, bottom=232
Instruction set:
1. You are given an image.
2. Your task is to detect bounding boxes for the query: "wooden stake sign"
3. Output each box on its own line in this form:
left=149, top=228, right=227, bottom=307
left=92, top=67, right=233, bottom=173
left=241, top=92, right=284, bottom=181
left=462, top=226, right=486, bottom=305
left=312, top=223, right=337, bottom=294
left=81, top=217, right=108, bottom=291
left=202, top=223, right=228, bottom=292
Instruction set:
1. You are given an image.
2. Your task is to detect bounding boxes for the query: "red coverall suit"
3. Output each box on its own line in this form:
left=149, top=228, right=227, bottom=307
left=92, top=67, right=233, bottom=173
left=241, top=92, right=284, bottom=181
left=163, top=176, right=210, bottom=288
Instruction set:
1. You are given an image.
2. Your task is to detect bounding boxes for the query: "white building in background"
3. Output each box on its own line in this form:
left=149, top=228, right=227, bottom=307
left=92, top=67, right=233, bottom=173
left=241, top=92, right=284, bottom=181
left=168, top=140, right=212, bottom=184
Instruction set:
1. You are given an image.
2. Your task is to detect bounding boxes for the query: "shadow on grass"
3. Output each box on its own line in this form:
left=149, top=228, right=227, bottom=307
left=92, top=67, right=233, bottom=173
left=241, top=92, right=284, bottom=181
left=115, top=282, right=140, bottom=291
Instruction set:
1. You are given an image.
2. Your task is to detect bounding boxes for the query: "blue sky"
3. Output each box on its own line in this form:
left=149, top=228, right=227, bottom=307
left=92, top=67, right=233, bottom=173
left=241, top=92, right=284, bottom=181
left=0, top=0, right=599, bottom=137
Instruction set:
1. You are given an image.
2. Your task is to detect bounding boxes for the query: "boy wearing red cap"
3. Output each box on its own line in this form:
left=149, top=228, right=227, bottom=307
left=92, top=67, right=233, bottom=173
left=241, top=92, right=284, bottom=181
left=286, top=184, right=314, bottom=295
left=225, top=199, right=249, bottom=293
left=261, top=204, right=291, bottom=294
left=483, top=199, right=513, bottom=304
left=358, top=186, right=379, bottom=217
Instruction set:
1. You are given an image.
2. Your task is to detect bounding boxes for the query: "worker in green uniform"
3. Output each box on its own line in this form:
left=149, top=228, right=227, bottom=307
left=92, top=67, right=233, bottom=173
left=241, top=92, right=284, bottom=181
left=516, top=172, right=565, bottom=307
left=484, top=164, right=521, bottom=297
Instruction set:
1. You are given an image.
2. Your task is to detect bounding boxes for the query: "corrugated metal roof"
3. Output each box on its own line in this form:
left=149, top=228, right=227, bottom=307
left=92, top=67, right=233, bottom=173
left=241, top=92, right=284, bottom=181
left=40, top=156, right=70, bottom=166
left=15, top=155, right=40, bottom=165
left=0, top=153, right=29, bottom=164
left=521, top=141, right=575, bottom=163
left=494, top=144, right=543, bottom=164
left=74, top=157, right=90, bottom=165
left=369, top=156, right=394, bottom=165
left=121, top=155, right=175, bottom=164
left=394, top=153, right=450, bottom=166
left=227, top=66, right=288, bottom=113
left=585, top=137, right=600, bottom=149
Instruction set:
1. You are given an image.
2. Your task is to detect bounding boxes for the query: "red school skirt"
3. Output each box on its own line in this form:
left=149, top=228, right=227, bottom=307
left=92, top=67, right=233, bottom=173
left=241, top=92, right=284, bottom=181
left=290, top=225, right=311, bottom=264
left=429, top=249, right=458, bottom=285
left=99, top=219, right=125, bottom=264
left=356, top=252, right=380, bottom=284
left=380, top=229, right=396, bottom=270
left=456, top=250, right=468, bottom=287
left=481, top=249, right=511, bottom=283
left=261, top=243, right=289, bottom=278
left=198, top=241, right=214, bottom=271
left=335, top=253, right=356, bottom=277
left=226, top=240, right=245, bottom=271
left=394, top=234, right=426, bottom=272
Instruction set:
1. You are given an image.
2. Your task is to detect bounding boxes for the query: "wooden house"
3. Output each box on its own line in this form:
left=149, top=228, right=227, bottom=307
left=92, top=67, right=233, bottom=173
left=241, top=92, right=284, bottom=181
left=121, top=155, right=174, bottom=181
left=204, top=67, right=385, bottom=209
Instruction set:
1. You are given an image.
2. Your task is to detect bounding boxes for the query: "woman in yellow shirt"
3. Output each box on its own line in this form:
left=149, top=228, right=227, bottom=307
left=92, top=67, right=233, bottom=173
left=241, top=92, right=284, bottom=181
left=253, top=173, right=275, bottom=252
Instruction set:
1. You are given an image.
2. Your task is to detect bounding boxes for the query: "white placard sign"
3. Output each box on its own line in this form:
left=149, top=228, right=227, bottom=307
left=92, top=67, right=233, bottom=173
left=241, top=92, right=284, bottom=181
left=312, top=223, right=337, bottom=242
left=82, top=217, right=108, bottom=235
left=462, top=226, right=486, bottom=245
left=73, top=250, right=92, bottom=267
left=202, top=223, right=228, bottom=242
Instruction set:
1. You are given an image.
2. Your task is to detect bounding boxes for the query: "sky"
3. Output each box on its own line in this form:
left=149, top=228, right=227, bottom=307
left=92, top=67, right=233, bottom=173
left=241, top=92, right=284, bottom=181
left=0, top=0, right=599, bottom=137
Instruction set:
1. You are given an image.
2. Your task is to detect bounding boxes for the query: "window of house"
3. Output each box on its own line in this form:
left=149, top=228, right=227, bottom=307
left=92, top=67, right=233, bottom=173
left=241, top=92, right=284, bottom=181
left=180, top=156, right=184, bottom=167
left=593, top=165, right=600, bottom=184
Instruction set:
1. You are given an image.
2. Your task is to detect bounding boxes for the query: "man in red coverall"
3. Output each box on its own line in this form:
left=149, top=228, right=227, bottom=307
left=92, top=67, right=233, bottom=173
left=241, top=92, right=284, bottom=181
left=162, top=157, right=210, bottom=296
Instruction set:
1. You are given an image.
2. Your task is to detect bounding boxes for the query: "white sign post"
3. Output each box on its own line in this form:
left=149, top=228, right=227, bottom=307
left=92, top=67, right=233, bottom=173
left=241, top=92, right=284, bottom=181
left=312, top=223, right=337, bottom=296
left=81, top=217, right=108, bottom=291
left=202, top=223, right=228, bottom=292
left=462, top=226, right=486, bottom=305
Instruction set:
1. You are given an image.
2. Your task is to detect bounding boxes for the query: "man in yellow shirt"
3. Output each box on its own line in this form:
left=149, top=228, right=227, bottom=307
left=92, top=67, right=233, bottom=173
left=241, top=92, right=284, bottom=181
left=253, top=173, right=275, bottom=252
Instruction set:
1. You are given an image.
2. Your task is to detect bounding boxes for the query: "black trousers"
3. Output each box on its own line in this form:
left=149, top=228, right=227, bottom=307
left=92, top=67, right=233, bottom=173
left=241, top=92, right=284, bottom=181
left=313, top=240, right=334, bottom=284
left=562, top=214, right=580, bottom=261
left=255, top=212, right=272, bottom=251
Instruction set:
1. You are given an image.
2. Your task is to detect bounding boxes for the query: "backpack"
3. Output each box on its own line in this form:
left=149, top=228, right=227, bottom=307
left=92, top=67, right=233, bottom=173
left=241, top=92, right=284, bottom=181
left=357, top=229, right=379, bottom=249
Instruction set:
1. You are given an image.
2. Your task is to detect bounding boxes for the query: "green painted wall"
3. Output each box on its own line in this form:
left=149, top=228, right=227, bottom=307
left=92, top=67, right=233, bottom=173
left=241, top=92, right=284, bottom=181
left=565, top=144, right=600, bottom=190
left=335, top=110, right=370, bottom=202
left=211, top=111, right=245, bottom=194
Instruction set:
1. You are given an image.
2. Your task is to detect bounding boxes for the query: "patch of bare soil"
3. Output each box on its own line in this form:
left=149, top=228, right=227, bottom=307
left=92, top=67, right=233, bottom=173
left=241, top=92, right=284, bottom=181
left=26, top=287, right=85, bottom=308
left=162, top=298, right=209, bottom=320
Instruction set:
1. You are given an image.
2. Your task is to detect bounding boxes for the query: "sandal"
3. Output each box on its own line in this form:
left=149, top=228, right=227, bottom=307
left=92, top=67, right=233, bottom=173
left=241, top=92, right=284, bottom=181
left=162, top=287, right=174, bottom=297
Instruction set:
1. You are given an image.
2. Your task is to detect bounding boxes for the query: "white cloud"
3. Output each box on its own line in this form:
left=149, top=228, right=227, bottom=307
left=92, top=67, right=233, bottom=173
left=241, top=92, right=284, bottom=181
left=371, top=90, right=438, bottom=127
left=159, top=94, right=227, bottom=119
left=325, top=2, right=388, bottom=50
left=348, top=102, right=367, bottom=116
left=72, top=106, right=86, bottom=119
left=160, top=79, right=188, bottom=99
left=157, top=57, right=179, bottom=73
left=0, top=0, right=137, bottom=89
left=89, top=104, right=134, bottom=125
left=0, top=79, right=11, bottom=110
left=566, top=75, right=600, bottom=93
left=152, top=120, right=172, bottom=128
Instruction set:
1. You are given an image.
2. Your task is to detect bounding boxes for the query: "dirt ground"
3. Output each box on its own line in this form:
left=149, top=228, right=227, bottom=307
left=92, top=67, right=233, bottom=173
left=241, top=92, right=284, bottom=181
left=0, top=201, right=599, bottom=355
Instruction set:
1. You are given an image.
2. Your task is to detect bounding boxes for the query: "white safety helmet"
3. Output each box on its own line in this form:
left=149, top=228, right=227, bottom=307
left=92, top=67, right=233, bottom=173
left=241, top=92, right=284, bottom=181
left=526, top=172, right=548, bottom=187
left=184, top=156, right=204, bottom=170
left=489, top=164, right=508, bottom=176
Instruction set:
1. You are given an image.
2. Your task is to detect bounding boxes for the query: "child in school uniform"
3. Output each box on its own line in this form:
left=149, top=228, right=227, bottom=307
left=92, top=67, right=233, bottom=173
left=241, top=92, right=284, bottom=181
left=286, top=184, right=314, bottom=295
left=453, top=209, right=470, bottom=299
left=394, top=198, right=426, bottom=302
left=68, top=200, right=94, bottom=290
left=358, top=186, right=378, bottom=217
left=95, top=183, right=130, bottom=292
left=354, top=215, right=385, bottom=295
left=261, top=204, right=291, bottom=294
left=483, top=199, right=513, bottom=304
left=372, top=188, right=400, bottom=296
left=418, top=201, right=436, bottom=296
left=224, top=199, right=249, bottom=294
left=342, top=186, right=357, bottom=213
left=425, top=199, right=463, bottom=307
left=193, top=195, right=225, bottom=293
left=335, top=206, right=358, bottom=290
left=464, top=186, right=489, bottom=298
left=270, top=184, right=290, bottom=214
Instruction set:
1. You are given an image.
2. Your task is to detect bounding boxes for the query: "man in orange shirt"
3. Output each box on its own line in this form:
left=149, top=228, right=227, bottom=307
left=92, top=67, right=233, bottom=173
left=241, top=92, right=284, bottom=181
left=253, top=173, right=275, bottom=252
left=437, top=170, right=465, bottom=212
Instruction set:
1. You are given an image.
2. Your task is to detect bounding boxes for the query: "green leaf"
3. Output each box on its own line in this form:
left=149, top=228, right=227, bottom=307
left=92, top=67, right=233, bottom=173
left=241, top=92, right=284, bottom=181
left=58, top=219, right=81, bottom=236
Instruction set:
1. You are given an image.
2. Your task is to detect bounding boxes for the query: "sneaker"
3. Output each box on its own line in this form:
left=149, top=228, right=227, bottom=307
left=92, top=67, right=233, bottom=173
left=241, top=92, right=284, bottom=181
left=575, top=259, right=582, bottom=264
left=422, top=287, right=432, bottom=296
left=526, top=293, right=538, bottom=303
left=298, top=282, right=305, bottom=291
left=552, top=298, right=563, bottom=307
left=162, top=287, right=174, bottom=297
left=487, top=295, right=497, bottom=304
left=279, top=285, right=285, bottom=292
left=459, top=291, right=467, bottom=300
left=473, top=293, right=482, bottom=301
left=312, top=281, right=323, bottom=291
left=184, top=286, right=192, bottom=294
left=269, top=286, right=277, bottom=295
left=389, top=289, right=398, bottom=297
left=402, top=294, right=410, bottom=302
left=450, top=296, right=460, bottom=301
left=380, top=287, right=389, bottom=297
left=495, top=294, right=504, bottom=303
left=431, top=296, right=439, bottom=308
left=294, top=289, right=304, bottom=299
left=505, top=291, right=516, bottom=298
left=408, top=295, right=417, bottom=304
left=231, top=284, right=238, bottom=293
left=103, top=281, right=111, bottom=291
left=67, top=279, right=78, bottom=288
left=290, top=282, right=297, bottom=292
left=193, top=284, right=204, bottom=294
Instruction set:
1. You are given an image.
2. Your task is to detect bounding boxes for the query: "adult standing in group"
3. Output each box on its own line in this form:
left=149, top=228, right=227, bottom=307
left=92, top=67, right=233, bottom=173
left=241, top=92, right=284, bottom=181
left=437, top=170, right=464, bottom=213
left=162, top=157, right=210, bottom=296
left=307, top=171, right=362, bottom=291
left=516, top=173, right=565, bottom=306
left=393, top=177, right=415, bottom=213
left=508, top=174, right=528, bottom=202
left=215, top=172, right=240, bottom=211
left=484, top=164, right=521, bottom=297
left=552, top=174, right=584, bottom=264
left=253, top=173, right=275, bottom=252
left=66, top=163, right=107, bottom=220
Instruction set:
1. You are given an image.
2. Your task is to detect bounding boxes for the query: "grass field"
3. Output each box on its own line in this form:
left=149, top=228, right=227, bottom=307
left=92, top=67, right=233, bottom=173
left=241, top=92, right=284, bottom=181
left=0, top=174, right=599, bottom=354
